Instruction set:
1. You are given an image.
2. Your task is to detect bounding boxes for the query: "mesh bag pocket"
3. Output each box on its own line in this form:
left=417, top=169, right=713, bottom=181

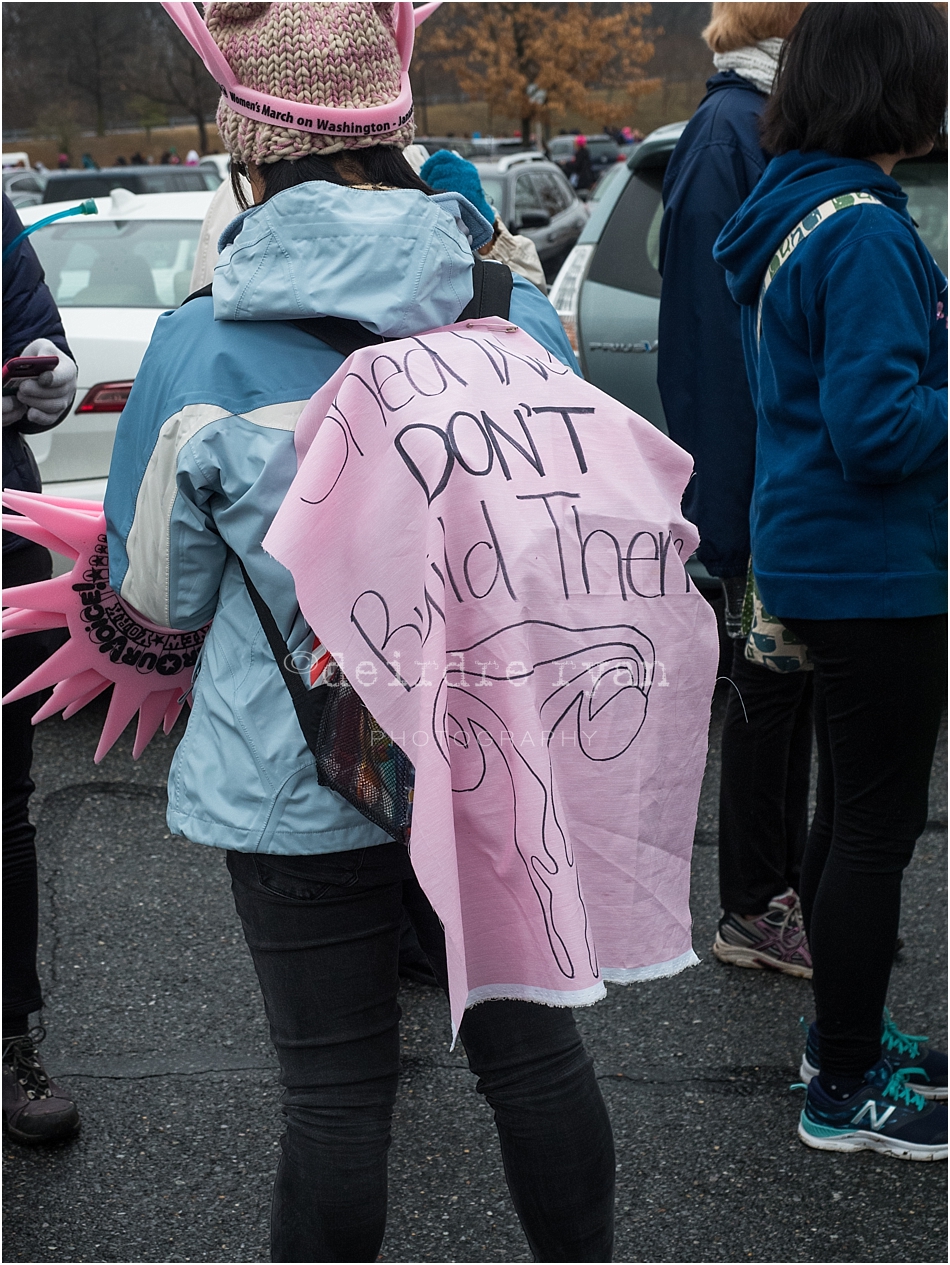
left=313, top=670, right=415, bottom=844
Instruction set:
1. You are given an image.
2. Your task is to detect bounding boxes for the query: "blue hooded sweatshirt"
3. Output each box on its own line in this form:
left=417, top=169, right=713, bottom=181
left=714, top=150, right=947, bottom=620
left=104, top=181, right=578, bottom=856
left=657, top=71, right=770, bottom=579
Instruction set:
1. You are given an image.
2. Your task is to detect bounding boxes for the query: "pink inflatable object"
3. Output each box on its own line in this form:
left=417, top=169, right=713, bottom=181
left=2, top=490, right=207, bottom=763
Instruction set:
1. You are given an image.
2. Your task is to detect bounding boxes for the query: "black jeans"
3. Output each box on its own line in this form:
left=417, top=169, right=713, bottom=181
left=227, top=844, right=615, bottom=1264
left=780, top=614, right=946, bottom=1079
left=718, top=639, right=813, bottom=914
left=3, top=544, right=55, bottom=1026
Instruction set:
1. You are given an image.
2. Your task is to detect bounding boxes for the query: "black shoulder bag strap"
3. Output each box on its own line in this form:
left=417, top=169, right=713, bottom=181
left=236, top=557, right=327, bottom=749
left=458, top=254, right=514, bottom=323
left=182, top=255, right=514, bottom=357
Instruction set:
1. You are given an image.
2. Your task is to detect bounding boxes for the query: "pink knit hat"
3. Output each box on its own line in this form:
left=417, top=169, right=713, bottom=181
left=200, top=2, right=417, bottom=164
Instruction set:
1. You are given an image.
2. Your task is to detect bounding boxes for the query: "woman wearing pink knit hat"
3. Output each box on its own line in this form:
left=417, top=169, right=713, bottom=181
left=105, top=4, right=612, bottom=1261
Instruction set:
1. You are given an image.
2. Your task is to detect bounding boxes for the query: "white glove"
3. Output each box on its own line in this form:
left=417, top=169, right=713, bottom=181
left=16, top=338, right=78, bottom=427
left=2, top=392, right=27, bottom=426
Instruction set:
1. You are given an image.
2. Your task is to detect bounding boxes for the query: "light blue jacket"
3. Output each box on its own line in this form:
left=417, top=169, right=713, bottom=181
left=105, top=182, right=578, bottom=854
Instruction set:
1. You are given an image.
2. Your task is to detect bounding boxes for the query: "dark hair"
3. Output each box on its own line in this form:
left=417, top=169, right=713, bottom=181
left=761, top=3, right=948, bottom=158
left=230, top=145, right=432, bottom=210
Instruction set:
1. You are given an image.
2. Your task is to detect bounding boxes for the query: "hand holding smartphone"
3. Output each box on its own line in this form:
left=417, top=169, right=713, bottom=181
left=2, top=355, right=60, bottom=396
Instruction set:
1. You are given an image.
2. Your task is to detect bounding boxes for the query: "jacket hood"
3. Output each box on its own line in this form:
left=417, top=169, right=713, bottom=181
left=212, top=183, right=494, bottom=338
left=714, top=150, right=909, bottom=306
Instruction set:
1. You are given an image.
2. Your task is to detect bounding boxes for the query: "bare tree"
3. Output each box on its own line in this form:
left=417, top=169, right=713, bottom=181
left=139, top=4, right=220, bottom=154
left=52, top=2, right=142, bottom=135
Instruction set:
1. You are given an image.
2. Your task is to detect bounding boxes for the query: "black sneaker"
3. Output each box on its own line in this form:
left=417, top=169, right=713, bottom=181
left=798, top=1062, right=947, bottom=1160
left=2, top=1028, right=80, bottom=1144
left=800, top=1010, right=948, bottom=1102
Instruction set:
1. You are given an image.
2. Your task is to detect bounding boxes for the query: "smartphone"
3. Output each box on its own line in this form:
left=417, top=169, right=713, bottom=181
left=2, top=355, right=59, bottom=396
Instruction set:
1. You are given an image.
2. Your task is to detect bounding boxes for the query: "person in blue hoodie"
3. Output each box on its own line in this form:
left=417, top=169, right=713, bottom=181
left=658, top=1, right=814, bottom=984
left=715, top=2, right=948, bottom=1161
left=104, top=5, right=615, bottom=1260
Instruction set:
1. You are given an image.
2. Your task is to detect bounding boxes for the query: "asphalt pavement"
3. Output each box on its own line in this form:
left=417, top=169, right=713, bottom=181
left=3, top=685, right=947, bottom=1264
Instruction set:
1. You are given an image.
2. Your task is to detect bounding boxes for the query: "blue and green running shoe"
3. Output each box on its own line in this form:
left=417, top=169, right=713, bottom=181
left=800, top=1010, right=948, bottom=1101
left=798, top=1064, right=947, bottom=1160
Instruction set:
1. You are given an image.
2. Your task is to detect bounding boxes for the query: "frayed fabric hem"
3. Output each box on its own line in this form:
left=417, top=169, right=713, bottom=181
left=447, top=950, right=699, bottom=1045
left=464, top=980, right=608, bottom=1011
left=601, top=947, right=700, bottom=983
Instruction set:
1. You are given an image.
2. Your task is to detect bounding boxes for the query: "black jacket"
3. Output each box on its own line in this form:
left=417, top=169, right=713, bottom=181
left=3, top=195, right=73, bottom=553
left=656, top=72, right=769, bottom=579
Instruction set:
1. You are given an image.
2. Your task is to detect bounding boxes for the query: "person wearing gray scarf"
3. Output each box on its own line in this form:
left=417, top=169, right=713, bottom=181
left=657, top=2, right=813, bottom=978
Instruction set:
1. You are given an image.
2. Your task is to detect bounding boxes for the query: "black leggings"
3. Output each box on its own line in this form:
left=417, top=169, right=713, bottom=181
left=227, top=844, right=615, bottom=1263
left=780, top=614, right=946, bottom=1079
left=3, top=544, right=55, bottom=1027
left=718, top=639, right=813, bottom=914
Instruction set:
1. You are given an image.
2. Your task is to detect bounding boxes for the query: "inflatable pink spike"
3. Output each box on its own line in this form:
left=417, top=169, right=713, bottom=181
left=1, top=490, right=101, bottom=556
left=163, top=692, right=185, bottom=734
left=94, top=677, right=154, bottom=763
left=2, top=636, right=92, bottom=706
left=0, top=515, right=80, bottom=559
left=133, top=688, right=177, bottom=759
left=30, top=669, right=105, bottom=725
left=1, top=495, right=208, bottom=760
left=62, top=679, right=111, bottom=721
left=3, top=572, right=78, bottom=615
left=2, top=608, right=68, bottom=636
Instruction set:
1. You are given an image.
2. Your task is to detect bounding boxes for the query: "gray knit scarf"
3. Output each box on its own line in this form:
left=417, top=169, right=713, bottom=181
left=713, top=37, right=784, bottom=95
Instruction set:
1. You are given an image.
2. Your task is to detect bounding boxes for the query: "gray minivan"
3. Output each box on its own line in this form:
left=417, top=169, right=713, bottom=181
left=549, top=121, right=949, bottom=427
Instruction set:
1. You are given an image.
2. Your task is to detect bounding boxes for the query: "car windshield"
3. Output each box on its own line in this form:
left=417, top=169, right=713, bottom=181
left=590, top=163, right=625, bottom=202
left=587, top=139, right=620, bottom=161
left=31, top=219, right=202, bottom=308
left=894, top=160, right=947, bottom=274
left=479, top=176, right=504, bottom=212
left=42, top=170, right=216, bottom=202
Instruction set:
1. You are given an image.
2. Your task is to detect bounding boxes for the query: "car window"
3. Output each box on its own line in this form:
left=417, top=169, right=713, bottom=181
left=42, top=170, right=215, bottom=202
left=138, top=171, right=215, bottom=194
left=587, top=139, right=620, bottom=162
left=893, top=159, right=947, bottom=275
left=590, top=163, right=625, bottom=203
left=30, top=220, right=202, bottom=308
left=586, top=169, right=664, bottom=298
left=530, top=171, right=569, bottom=218
left=479, top=176, right=504, bottom=214
left=543, top=169, right=575, bottom=214
left=547, top=137, right=575, bottom=159
left=515, top=173, right=545, bottom=217
left=8, top=174, right=44, bottom=194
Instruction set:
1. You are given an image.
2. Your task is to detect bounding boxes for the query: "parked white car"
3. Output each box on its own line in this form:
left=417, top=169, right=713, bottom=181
left=199, top=153, right=232, bottom=183
left=19, top=188, right=215, bottom=502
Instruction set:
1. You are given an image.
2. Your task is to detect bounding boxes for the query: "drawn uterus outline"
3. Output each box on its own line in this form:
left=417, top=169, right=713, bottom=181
left=432, top=620, right=655, bottom=980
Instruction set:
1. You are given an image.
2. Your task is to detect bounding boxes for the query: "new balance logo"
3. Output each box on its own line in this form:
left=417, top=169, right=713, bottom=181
left=851, top=1100, right=896, bottom=1131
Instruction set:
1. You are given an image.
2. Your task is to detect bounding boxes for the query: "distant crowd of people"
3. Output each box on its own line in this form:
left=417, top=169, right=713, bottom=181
left=52, top=146, right=202, bottom=171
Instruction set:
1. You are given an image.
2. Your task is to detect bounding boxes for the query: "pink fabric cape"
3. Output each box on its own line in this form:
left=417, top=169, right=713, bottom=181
left=264, top=318, right=719, bottom=1033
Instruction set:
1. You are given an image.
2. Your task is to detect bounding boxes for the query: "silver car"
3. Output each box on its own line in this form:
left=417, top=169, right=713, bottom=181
left=474, top=154, right=588, bottom=282
left=551, top=121, right=949, bottom=428
left=3, top=167, right=47, bottom=209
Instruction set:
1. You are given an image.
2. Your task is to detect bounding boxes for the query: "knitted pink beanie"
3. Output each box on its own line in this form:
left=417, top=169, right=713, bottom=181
left=205, top=2, right=415, bottom=165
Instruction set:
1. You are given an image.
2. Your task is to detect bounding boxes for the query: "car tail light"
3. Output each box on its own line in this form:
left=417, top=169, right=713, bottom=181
left=547, top=244, right=594, bottom=355
left=76, top=381, right=134, bottom=413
